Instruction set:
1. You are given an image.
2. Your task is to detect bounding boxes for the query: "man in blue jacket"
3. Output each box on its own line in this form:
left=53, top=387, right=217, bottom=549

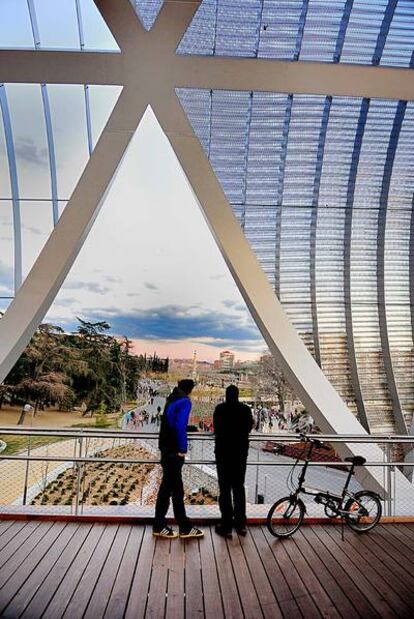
left=153, top=379, right=204, bottom=539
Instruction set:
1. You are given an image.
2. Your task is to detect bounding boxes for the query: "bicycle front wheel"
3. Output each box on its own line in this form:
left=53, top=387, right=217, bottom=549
left=267, top=496, right=305, bottom=538
left=345, top=491, right=382, bottom=533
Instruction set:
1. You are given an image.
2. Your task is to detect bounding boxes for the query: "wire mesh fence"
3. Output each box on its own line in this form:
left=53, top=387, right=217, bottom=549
left=0, top=428, right=413, bottom=519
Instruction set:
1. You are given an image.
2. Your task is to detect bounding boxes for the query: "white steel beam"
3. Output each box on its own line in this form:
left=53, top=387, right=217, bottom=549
left=0, top=50, right=124, bottom=85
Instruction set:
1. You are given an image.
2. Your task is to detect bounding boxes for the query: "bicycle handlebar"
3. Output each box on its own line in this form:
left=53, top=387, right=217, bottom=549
left=299, top=434, right=331, bottom=451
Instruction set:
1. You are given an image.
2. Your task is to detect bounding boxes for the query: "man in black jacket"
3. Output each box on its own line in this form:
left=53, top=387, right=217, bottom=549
left=213, top=385, right=254, bottom=537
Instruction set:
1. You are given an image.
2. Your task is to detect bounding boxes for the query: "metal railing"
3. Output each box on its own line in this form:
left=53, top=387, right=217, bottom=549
left=0, top=427, right=413, bottom=519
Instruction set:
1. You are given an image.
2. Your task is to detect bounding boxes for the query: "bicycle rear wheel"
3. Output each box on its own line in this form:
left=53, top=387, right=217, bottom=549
left=345, top=491, right=382, bottom=532
left=267, top=496, right=304, bottom=538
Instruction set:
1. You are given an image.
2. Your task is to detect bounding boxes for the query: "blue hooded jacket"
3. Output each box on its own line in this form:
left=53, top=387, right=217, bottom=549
left=158, top=390, right=192, bottom=454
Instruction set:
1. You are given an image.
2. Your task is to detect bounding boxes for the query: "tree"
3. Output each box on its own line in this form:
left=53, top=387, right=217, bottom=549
left=255, top=352, right=296, bottom=412
left=6, top=324, right=77, bottom=423
left=2, top=316, right=143, bottom=420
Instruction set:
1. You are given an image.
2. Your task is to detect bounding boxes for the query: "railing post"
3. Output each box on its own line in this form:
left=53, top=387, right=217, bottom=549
left=387, top=441, right=392, bottom=517
left=255, top=448, right=260, bottom=504
left=75, top=434, right=83, bottom=516
left=22, top=434, right=32, bottom=506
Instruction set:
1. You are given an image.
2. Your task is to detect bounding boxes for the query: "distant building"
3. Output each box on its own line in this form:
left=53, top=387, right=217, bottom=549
left=219, top=350, right=235, bottom=372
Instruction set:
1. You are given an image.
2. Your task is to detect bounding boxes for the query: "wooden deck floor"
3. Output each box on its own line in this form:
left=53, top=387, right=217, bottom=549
left=0, top=520, right=413, bottom=618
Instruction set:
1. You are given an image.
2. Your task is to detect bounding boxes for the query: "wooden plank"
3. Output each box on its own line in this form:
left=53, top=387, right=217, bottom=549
left=343, top=527, right=414, bottom=598
left=382, top=524, right=414, bottom=558
left=43, top=523, right=106, bottom=619
left=211, top=527, right=244, bottom=619
left=146, top=538, right=170, bottom=618
left=249, top=526, right=301, bottom=619
left=21, top=523, right=93, bottom=619
left=84, top=524, right=131, bottom=619
left=0, top=520, right=14, bottom=540
left=324, top=526, right=414, bottom=617
left=280, top=530, right=341, bottom=619
left=199, top=528, right=224, bottom=619
left=312, top=525, right=397, bottom=618
left=387, top=523, right=414, bottom=542
left=104, top=525, right=145, bottom=619
left=165, top=535, right=185, bottom=619
left=124, top=526, right=156, bottom=619
left=294, top=527, right=363, bottom=618
left=238, top=528, right=282, bottom=619
left=226, top=534, right=264, bottom=619
left=262, top=527, right=322, bottom=619
left=367, top=526, right=414, bottom=573
left=0, top=521, right=38, bottom=563
left=61, top=524, right=119, bottom=619
left=0, top=521, right=55, bottom=588
left=1, top=523, right=79, bottom=618
left=0, top=522, right=65, bottom=615
left=306, top=526, right=379, bottom=619
left=185, top=539, right=204, bottom=618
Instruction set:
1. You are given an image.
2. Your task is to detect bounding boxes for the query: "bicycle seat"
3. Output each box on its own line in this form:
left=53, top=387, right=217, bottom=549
left=344, top=456, right=366, bottom=466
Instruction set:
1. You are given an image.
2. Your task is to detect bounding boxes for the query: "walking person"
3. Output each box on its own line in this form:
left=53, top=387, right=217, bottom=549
left=153, top=379, right=204, bottom=539
left=214, top=385, right=254, bottom=538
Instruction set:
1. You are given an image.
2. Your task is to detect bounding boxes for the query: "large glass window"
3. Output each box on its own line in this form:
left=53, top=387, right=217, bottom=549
left=47, top=85, right=89, bottom=200
left=6, top=84, right=51, bottom=200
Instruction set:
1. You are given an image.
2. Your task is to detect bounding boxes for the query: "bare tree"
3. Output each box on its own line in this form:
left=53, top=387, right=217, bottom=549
left=255, top=353, right=296, bottom=412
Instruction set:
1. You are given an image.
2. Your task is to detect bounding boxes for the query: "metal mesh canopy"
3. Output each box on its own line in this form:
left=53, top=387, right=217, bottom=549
left=129, top=0, right=164, bottom=31
left=178, top=0, right=414, bottom=68
left=178, top=88, right=414, bottom=434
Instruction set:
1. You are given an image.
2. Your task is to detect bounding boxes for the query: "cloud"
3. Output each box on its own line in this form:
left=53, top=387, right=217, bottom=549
left=63, top=281, right=110, bottom=295
left=83, top=304, right=262, bottom=347
left=0, top=261, right=13, bottom=286
left=15, top=138, right=48, bottom=167
left=54, top=297, right=78, bottom=307
left=104, top=275, right=122, bottom=283
left=23, top=225, right=43, bottom=236
left=144, top=282, right=159, bottom=292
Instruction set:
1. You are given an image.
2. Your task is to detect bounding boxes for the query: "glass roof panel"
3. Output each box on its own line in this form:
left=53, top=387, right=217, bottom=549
left=20, top=200, right=53, bottom=280
left=0, top=200, right=14, bottom=306
left=0, top=0, right=119, bottom=51
left=33, top=0, right=80, bottom=49
left=6, top=84, right=50, bottom=200
left=0, top=0, right=34, bottom=49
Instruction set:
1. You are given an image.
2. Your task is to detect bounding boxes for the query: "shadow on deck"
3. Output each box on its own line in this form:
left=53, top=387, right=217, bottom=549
left=0, top=520, right=413, bottom=618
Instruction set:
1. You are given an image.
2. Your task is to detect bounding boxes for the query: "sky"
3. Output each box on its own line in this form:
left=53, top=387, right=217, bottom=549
left=0, top=0, right=267, bottom=362
left=47, top=107, right=265, bottom=361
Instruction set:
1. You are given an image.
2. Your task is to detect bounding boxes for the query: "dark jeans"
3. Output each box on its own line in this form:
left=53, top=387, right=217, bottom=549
left=216, top=456, right=247, bottom=529
left=154, top=453, right=190, bottom=532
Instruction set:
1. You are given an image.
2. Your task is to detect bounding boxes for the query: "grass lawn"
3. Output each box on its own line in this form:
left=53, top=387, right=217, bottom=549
left=0, top=434, right=70, bottom=456
left=0, top=406, right=123, bottom=455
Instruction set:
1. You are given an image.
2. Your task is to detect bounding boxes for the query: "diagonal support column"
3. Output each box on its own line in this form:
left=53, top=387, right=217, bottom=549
left=0, top=88, right=146, bottom=381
